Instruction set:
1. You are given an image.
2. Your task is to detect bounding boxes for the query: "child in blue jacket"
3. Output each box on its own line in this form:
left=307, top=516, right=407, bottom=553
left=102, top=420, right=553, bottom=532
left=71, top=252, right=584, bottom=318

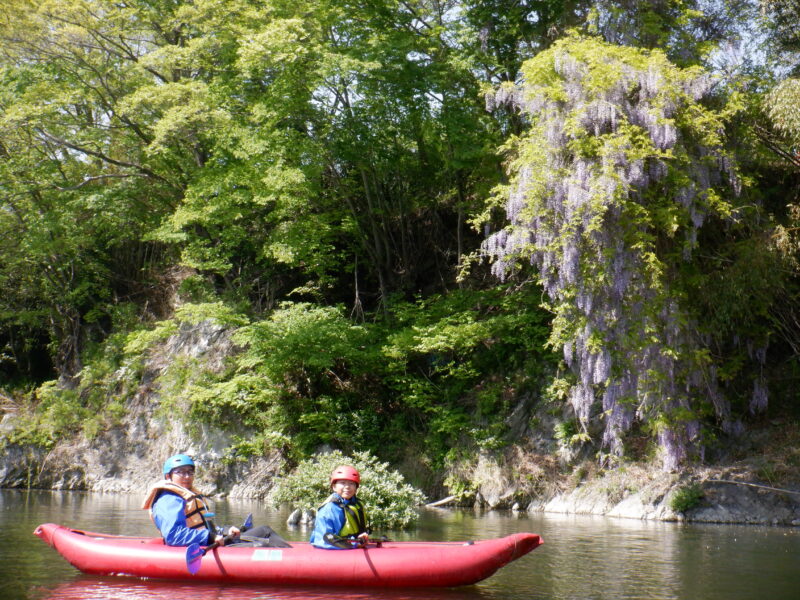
left=310, top=465, right=370, bottom=549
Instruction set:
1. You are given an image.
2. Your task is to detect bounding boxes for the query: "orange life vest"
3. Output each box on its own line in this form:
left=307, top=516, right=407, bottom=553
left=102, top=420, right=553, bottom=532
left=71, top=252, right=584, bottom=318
left=141, top=481, right=212, bottom=531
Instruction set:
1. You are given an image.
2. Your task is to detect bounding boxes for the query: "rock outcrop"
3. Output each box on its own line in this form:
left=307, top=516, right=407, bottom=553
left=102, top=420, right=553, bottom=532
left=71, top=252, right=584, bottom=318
left=0, top=320, right=284, bottom=499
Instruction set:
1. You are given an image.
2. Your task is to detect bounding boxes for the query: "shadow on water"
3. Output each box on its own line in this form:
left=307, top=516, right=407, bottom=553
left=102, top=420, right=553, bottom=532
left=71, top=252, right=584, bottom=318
left=4, top=489, right=800, bottom=600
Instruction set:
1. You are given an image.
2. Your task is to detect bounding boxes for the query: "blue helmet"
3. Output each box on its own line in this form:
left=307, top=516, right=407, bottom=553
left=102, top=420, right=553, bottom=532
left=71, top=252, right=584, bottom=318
left=162, top=454, right=195, bottom=476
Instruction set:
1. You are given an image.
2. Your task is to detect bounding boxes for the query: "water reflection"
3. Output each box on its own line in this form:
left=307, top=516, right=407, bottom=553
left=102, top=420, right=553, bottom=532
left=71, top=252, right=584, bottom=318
left=525, top=514, right=684, bottom=599
left=40, top=577, right=493, bottom=600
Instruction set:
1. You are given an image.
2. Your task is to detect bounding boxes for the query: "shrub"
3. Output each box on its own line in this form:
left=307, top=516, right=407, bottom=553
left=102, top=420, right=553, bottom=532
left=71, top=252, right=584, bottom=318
left=270, top=450, right=426, bottom=530
left=669, top=483, right=704, bottom=513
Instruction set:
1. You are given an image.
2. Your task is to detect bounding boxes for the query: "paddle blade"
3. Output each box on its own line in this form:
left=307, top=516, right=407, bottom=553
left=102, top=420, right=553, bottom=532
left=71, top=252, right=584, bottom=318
left=186, top=543, right=204, bottom=575
left=242, top=513, right=253, bottom=531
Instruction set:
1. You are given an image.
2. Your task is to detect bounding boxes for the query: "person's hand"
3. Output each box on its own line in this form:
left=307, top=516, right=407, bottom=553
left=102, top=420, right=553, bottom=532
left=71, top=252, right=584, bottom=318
left=214, top=526, right=241, bottom=546
left=357, top=532, right=369, bottom=546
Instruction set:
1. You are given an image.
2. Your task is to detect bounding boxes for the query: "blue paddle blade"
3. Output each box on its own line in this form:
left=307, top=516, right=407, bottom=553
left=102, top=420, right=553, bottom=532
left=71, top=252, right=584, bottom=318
left=242, top=513, right=253, bottom=531
left=186, top=543, right=204, bottom=575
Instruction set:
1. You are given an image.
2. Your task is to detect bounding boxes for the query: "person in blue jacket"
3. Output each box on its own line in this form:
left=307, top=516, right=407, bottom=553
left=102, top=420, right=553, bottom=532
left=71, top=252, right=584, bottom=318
left=141, top=454, right=237, bottom=546
left=142, top=454, right=289, bottom=547
left=310, top=465, right=370, bottom=549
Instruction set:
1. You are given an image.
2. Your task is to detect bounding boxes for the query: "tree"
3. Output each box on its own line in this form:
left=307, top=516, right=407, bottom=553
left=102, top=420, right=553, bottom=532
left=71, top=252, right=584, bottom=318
left=585, top=0, right=753, bottom=67
left=482, top=34, right=758, bottom=469
left=0, top=0, right=338, bottom=379
left=0, top=0, right=176, bottom=380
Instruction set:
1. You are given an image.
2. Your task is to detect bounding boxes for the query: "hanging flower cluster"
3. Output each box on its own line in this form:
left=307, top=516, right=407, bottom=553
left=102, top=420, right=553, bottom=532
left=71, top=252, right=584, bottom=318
left=483, top=35, right=749, bottom=470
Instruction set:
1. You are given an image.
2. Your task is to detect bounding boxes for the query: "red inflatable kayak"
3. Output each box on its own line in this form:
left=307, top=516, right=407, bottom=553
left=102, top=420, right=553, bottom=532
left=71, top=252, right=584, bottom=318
left=34, top=523, right=542, bottom=587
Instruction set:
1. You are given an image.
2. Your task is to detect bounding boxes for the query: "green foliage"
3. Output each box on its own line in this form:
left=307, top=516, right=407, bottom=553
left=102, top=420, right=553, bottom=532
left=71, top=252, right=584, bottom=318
left=554, top=420, right=590, bottom=448
left=227, top=302, right=378, bottom=454
left=584, top=0, right=737, bottom=66
left=0, top=0, right=182, bottom=378
left=379, top=285, right=556, bottom=465
left=219, top=291, right=553, bottom=463
left=7, top=383, right=93, bottom=448
left=271, top=450, right=426, bottom=530
left=234, top=302, right=368, bottom=380
left=160, top=288, right=558, bottom=474
left=766, top=78, right=800, bottom=143
left=0, top=0, right=797, bottom=485
left=441, top=447, right=481, bottom=500
left=221, top=431, right=291, bottom=464
left=669, top=483, right=704, bottom=513
left=5, top=302, right=253, bottom=447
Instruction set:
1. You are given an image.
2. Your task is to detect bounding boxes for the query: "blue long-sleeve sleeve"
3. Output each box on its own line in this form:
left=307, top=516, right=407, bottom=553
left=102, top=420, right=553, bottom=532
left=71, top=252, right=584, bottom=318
left=152, top=492, right=213, bottom=547
left=310, top=498, right=347, bottom=549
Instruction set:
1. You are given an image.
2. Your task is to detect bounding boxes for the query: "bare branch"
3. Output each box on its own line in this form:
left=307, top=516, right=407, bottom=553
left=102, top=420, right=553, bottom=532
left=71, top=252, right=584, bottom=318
left=34, top=129, right=176, bottom=188
left=54, top=173, right=147, bottom=190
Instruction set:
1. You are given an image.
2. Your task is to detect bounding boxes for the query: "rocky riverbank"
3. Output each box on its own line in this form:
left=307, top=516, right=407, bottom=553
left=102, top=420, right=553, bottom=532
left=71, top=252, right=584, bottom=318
left=3, top=425, right=799, bottom=527
left=2, top=319, right=798, bottom=527
left=418, top=457, right=800, bottom=526
left=526, top=465, right=800, bottom=526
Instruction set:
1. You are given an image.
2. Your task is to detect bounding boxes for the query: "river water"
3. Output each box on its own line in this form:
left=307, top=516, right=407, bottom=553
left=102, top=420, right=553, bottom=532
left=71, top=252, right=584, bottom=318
left=3, top=489, right=799, bottom=599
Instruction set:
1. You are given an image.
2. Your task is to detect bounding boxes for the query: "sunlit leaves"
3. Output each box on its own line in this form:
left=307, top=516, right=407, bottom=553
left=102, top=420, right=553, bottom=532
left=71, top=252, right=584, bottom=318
left=236, top=18, right=312, bottom=75
left=766, top=78, right=800, bottom=143
left=233, top=302, right=368, bottom=379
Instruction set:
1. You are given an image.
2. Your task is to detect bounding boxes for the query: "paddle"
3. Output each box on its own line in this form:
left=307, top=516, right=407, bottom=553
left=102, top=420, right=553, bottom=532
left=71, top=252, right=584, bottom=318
left=185, top=513, right=252, bottom=574
left=185, top=541, right=206, bottom=575
left=186, top=532, right=238, bottom=575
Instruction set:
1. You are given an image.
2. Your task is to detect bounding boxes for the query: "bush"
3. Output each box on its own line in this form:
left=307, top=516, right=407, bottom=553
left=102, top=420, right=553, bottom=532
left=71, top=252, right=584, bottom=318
left=669, top=483, right=704, bottom=513
left=270, top=450, right=426, bottom=530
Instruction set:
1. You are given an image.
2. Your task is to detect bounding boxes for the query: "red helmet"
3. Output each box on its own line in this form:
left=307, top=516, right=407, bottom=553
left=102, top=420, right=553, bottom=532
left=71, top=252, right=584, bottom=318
left=330, top=465, right=360, bottom=486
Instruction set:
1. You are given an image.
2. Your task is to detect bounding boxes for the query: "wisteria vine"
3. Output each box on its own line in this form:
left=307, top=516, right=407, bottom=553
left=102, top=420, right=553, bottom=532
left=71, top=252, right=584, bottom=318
left=483, top=36, right=761, bottom=470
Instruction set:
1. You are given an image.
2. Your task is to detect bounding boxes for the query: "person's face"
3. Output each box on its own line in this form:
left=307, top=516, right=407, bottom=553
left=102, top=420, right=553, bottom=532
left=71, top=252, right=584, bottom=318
left=169, top=466, right=195, bottom=485
left=333, top=479, right=358, bottom=499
